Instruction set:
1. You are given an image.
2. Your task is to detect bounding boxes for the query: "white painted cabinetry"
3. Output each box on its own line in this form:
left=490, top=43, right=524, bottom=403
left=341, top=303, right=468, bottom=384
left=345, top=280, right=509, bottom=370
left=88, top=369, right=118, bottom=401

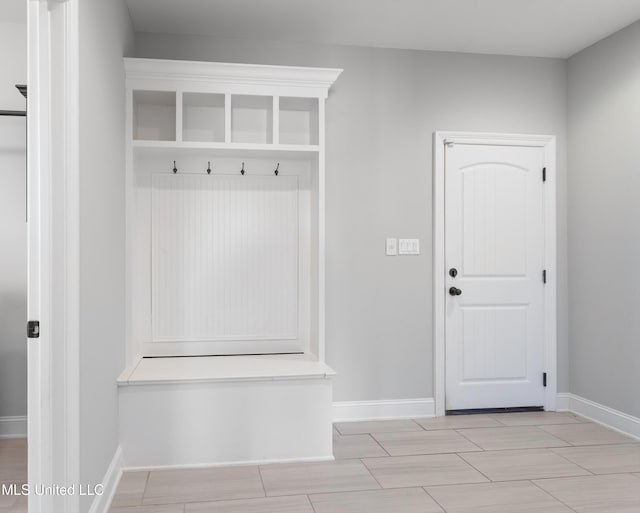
left=125, top=58, right=341, bottom=360
left=119, top=59, right=341, bottom=468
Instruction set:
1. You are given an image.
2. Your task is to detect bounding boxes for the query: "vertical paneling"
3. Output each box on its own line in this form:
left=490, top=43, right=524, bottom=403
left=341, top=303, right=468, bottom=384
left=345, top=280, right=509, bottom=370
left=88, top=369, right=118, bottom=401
left=152, top=174, right=299, bottom=342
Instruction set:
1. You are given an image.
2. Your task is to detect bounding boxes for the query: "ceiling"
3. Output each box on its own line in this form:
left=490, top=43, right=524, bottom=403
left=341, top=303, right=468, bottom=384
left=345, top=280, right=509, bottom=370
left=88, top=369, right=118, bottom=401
left=125, top=0, right=640, bottom=58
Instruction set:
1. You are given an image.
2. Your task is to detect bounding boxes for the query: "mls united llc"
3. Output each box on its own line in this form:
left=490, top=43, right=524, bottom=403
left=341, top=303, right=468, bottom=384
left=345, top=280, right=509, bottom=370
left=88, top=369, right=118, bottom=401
left=2, top=483, right=104, bottom=497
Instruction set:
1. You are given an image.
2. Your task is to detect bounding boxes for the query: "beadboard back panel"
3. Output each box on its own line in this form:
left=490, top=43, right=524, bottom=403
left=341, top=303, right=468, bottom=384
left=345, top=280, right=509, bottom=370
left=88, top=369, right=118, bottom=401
left=151, top=173, right=300, bottom=343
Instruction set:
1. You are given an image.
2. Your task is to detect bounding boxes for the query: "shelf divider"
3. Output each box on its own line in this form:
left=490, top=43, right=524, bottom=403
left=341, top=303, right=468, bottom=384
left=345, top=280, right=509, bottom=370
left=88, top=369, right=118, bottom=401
left=224, top=93, right=231, bottom=144
left=272, top=96, right=280, bottom=145
left=175, top=91, right=183, bottom=143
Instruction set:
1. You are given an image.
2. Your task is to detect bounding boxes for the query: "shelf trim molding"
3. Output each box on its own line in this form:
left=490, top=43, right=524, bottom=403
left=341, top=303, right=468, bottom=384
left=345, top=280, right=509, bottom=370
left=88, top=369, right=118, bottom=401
left=125, top=58, right=343, bottom=97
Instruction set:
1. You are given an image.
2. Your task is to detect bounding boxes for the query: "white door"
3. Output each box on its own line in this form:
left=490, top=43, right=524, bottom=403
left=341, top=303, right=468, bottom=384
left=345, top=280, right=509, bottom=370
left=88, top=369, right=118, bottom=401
left=445, top=143, right=546, bottom=411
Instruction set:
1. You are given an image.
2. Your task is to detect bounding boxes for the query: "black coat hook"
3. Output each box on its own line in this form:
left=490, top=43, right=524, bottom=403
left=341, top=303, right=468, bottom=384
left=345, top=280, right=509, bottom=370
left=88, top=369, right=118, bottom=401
left=241, top=162, right=245, bottom=175
left=172, top=161, right=178, bottom=174
left=206, top=161, right=211, bottom=175
left=274, top=163, right=280, bottom=176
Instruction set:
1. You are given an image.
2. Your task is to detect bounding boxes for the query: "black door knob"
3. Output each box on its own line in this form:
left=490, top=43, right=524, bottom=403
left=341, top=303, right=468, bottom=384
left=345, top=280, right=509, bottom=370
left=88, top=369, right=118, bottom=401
left=449, top=287, right=462, bottom=296
left=449, top=268, right=458, bottom=278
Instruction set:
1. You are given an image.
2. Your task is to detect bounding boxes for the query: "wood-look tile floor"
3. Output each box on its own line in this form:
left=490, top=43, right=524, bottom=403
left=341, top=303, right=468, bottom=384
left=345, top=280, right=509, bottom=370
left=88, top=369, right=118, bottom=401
left=107, top=413, right=640, bottom=512
left=1, top=414, right=632, bottom=513
left=0, top=438, right=28, bottom=513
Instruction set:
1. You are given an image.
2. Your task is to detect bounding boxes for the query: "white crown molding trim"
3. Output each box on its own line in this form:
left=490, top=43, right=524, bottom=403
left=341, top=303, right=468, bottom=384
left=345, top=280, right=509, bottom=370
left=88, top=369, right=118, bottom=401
left=124, top=58, right=342, bottom=94
left=0, top=416, right=27, bottom=439
left=557, top=393, right=640, bottom=441
left=88, top=446, right=123, bottom=513
left=333, top=398, right=435, bottom=422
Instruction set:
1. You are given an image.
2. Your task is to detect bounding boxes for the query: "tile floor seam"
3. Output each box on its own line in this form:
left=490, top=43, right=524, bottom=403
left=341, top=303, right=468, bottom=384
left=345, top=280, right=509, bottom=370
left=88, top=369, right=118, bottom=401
left=548, top=447, right=597, bottom=476
left=306, top=493, right=320, bottom=513
left=409, top=419, right=425, bottom=431
left=488, top=415, right=511, bottom=427
left=256, top=465, right=268, bottom=498
left=413, top=419, right=429, bottom=431
left=451, top=428, right=485, bottom=452
left=528, top=478, right=580, bottom=513
left=454, top=451, right=495, bottom=483
left=541, top=429, right=578, bottom=447
left=141, top=471, right=151, bottom=504
left=537, top=422, right=612, bottom=447
left=367, top=433, right=392, bottom=457
left=420, top=486, right=448, bottom=512
left=357, top=458, right=385, bottom=490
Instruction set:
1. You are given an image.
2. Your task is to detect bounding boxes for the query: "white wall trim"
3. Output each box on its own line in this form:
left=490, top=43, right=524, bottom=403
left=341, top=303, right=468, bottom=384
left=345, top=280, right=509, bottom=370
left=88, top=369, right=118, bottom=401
left=28, top=2, right=82, bottom=512
left=332, top=398, right=435, bottom=422
left=123, top=455, right=334, bottom=472
left=88, top=446, right=123, bottom=513
left=556, top=392, right=571, bottom=411
left=0, top=416, right=27, bottom=439
left=433, top=131, right=557, bottom=416
left=124, top=58, right=342, bottom=97
left=557, top=393, right=640, bottom=441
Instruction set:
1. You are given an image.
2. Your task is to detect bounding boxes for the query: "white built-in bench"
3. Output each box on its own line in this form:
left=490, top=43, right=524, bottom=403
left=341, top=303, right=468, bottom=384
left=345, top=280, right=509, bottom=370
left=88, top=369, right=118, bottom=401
left=117, top=354, right=335, bottom=469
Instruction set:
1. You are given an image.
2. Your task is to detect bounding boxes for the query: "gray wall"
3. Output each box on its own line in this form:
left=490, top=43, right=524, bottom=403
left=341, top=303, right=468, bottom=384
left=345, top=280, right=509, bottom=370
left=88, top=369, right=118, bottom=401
left=568, top=21, right=640, bottom=418
left=0, top=21, right=27, bottom=421
left=79, top=1, right=133, bottom=510
left=136, top=33, right=569, bottom=402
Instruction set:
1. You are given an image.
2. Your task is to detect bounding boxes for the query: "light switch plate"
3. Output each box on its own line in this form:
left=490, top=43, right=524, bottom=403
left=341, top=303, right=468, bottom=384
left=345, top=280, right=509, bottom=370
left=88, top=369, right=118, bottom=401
left=399, top=238, right=420, bottom=255
left=386, top=238, right=397, bottom=256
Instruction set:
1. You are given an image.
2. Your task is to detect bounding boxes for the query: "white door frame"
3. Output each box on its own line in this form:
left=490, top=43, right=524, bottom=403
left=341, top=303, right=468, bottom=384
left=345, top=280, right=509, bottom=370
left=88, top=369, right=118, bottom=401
left=433, top=131, right=557, bottom=417
left=27, top=1, right=80, bottom=512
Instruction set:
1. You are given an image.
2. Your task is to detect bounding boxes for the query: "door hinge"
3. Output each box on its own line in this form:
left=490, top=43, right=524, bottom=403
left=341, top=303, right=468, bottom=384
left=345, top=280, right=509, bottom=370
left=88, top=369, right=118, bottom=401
left=542, top=167, right=547, bottom=182
left=27, top=320, right=40, bottom=339
left=543, top=269, right=547, bottom=284
left=543, top=372, right=547, bottom=387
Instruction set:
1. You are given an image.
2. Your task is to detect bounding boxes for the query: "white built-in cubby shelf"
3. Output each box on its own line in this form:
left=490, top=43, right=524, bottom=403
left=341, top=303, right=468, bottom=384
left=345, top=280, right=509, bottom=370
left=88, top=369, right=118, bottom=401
left=129, top=60, right=331, bottom=155
left=133, top=90, right=176, bottom=141
left=123, top=58, right=341, bottom=467
left=182, top=92, right=225, bottom=143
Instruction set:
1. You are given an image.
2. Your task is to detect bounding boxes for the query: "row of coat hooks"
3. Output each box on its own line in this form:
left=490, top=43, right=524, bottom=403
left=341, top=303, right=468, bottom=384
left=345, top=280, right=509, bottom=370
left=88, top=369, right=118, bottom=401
left=171, top=161, right=280, bottom=176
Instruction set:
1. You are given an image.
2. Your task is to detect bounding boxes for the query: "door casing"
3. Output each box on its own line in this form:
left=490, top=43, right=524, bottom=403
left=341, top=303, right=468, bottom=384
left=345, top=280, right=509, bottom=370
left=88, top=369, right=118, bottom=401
left=28, top=1, right=81, bottom=512
left=433, top=131, right=557, bottom=417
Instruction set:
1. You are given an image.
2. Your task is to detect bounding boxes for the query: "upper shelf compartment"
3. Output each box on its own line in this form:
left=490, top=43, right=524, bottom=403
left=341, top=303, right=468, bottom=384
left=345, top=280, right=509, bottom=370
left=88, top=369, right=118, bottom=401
left=279, top=97, right=319, bottom=146
left=231, top=95, right=272, bottom=144
left=183, top=93, right=225, bottom=143
left=126, top=58, right=342, bottom=152
left=133, top=90, right=176, bottom=141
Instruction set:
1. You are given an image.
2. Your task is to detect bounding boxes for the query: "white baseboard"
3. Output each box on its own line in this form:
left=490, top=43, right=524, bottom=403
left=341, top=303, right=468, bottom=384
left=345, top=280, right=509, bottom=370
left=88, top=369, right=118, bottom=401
left=123, top=455, right=334, bottom=472
left=0, top=416, right=27, bottom=439
left=556, top=392, right=571, bottom=411
left=88, top=445, right=123, bottom=513
left=333, top=398, right=435, bottom=422
left=557, top=393, right=640, bottom=441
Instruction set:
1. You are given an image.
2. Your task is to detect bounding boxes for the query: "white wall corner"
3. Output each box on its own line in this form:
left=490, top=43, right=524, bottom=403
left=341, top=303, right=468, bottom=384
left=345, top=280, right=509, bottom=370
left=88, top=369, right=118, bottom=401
left=0, top=416, right=27, bottom=439
left=556, top=392, right=571, bottom=411
left=558, top=393, right=640, bottom=441
left=333, top=398, right=435, bottom=422
left=88, top=445, right=123, bottom=513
